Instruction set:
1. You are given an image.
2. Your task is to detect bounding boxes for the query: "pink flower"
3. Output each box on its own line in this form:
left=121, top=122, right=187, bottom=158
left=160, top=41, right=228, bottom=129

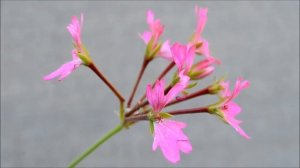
left=43, top=50, right=82, bottom=81
left=139, top=10, right=163, bottom=45
left=153, top=119, right=192, bottom=163
left=146, top=72, right=191, bottom=163
left=140, top=10, right=171, bottom=59
left=171, top=42, right=196, bottom=74
left=192, top=6, right=220, bottom=62
left=146, top=72, right=189, bottom=113
left=67, top=13, right=83, bottom=51
left=219, top=78, right=250, bottom=139
left=189, top=56, right=218, bottom=80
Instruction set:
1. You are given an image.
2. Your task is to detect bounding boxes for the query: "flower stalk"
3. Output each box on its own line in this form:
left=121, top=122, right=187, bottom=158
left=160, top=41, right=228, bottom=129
left=125, top=107, right=208, bottom=122
left=127, top=58, right=150, bottom=108
left=88, top=62, right=125, bottom=103
left=68, top=124, right=123, bottom=168
left=138, top=62, right=175, bottom=103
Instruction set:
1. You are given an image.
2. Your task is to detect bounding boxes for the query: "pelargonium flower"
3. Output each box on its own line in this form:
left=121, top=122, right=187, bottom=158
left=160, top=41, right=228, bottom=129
left=188, top=56, right=218, bottom=80
left=44, top=14, right=92, bottom=81
left=209, top=78, right=250, bottom=139
left=140, top=10, right=171, bottom=60
left=146, top=71, right=190, bottom=113
left=152, top=119, right=192, bottom=163
left=146, top=72, right=191, bottom=163
left=171, top=42, right=196, bottom=75
left=43, top=50, right=82, bottom=81
left=191, top=6, right=217, bottom=60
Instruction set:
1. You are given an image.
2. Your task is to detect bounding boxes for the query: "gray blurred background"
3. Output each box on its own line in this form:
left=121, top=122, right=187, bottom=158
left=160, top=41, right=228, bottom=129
left=1, top=1, right=299, bottom=167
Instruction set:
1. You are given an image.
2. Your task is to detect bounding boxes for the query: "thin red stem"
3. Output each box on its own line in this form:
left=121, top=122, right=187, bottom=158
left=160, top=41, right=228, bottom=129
left=127, top=58, right=149, bottom=108
left=89, top=63, right=125, bottom=103
left=125, top=86, right=211, bottom=117
left=125, top=107, right=208, bottom=122
left=138, top=62, right=175, bottom=103
left=166, top=87, right=210, bottom=107
left=125, top=101, right=148, bottom=117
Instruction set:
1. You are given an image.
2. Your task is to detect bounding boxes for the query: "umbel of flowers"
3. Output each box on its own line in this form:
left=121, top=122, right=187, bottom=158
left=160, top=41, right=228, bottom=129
left=44, top=5, right=250, bottom=167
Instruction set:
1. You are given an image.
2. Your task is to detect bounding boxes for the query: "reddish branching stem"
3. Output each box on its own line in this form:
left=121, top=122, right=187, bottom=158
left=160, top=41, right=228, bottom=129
left=166, top=87, right=210, bottom=107
left=125, top=106, right=208, bottom=122
left=137, top=62, right=175, bottom=105
left=89, top=63, right=125, bottom=103
left=127, top=58, right=149, bottom=108
left=125, top=86, right=211, bottom=117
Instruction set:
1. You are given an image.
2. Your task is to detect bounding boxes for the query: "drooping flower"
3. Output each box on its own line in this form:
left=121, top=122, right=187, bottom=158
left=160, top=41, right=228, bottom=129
left=153, top=119, right=192, bottom=163
left=209, top=78, right=250, bottom=139
left=189, top=56, right=218, bottom=80
left=146, top=71, right=190, bottom=113
left=140, top=10, right=171, bottom=60
left=44, top=14, right=91, bottom=81
left=43, top=50, right=82, bottom=81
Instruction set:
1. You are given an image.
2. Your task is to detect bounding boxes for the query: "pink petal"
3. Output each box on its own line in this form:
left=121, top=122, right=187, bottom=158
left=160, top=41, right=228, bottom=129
left=163, top=119, right=187, bottom=130
left=147, top=10, right=154, bottom=25
left=223, top=101, right=250, bottom=139
left=195, top=6, right=208, bottom=35
left=71, top=49, right=79, bottom=60
left=146, top=80, right=167, bottom=113
left=195, top=66, right=215, bottom=79
left=231, top=78, right=250, bottom=99
left=139, top=31, right=152, bottom=44
left=146, top=84, right=156, bottom=109
left=43, top=65, right=65, bottom=81
left=67, top=14, right=83, bottom=48
left=178, top=140, right=192, bottom=154
left=165, top=72, right=190, bottom=104
left=220, top=81, right=231, bottom=98
left=43, top=58, right=81, bottom=81
left=158, top=40, right=173, bottom=61
left=172, top=43, right=191, bottom=73
left=154, top=122, right=180, bottom=163
left=186, top=44, right=196, bottom=71
left=154, top=80, right=166, bottom=112
left=196, top=40, right=210, bottom=58
left=224, top=101, right=241, bottom=118
left=152, top=119, right=192, bottom=163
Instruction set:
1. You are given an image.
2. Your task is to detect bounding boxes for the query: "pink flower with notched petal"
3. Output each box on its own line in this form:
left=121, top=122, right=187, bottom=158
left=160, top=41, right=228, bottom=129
left=219, top=78, right=250, bottom=139
left=146, top=10, right=164, bottom=45
left=140, top=10, right=171, bottom=60
left=153, top=119, right=192, bottom=163
left=171, top=42, right=196, bottom=74
left=146, top=73, right=191, bottom=163
left=146, top=71, right=190, bottom=113
left=67, top=13, right=83, bottom=51
left=43, top=50, right=82, bottom=81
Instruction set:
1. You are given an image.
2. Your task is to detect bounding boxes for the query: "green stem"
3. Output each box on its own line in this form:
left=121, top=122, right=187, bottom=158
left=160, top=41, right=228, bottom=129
left=68, top=124, right=123, bottom=168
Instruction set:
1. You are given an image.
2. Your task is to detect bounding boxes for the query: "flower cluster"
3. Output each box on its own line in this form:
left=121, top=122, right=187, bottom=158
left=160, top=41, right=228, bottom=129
left=44, top=6, right=250, bottom=167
